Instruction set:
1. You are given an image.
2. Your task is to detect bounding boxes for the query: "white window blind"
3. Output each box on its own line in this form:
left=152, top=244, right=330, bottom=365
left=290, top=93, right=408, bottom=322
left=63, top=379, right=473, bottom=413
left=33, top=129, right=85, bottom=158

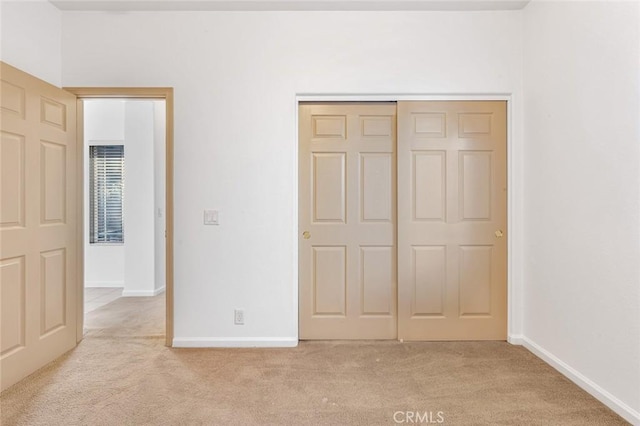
left=90, top=145, right=124, bottom=243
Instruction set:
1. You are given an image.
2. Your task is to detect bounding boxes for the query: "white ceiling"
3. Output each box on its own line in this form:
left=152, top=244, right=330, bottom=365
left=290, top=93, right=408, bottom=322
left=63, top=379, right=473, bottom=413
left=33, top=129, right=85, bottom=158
left=50, top=0, right=530, bottom=12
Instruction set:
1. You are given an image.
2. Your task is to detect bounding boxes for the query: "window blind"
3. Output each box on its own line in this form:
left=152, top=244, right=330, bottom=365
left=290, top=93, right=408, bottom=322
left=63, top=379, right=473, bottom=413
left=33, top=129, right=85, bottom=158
left=90, top=145, right=124, bottom=243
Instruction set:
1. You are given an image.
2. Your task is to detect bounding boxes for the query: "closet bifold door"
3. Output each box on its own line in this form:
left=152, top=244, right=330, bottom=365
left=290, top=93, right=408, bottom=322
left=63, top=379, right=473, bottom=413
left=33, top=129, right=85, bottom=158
left=397, top=101, right=507, bottom=341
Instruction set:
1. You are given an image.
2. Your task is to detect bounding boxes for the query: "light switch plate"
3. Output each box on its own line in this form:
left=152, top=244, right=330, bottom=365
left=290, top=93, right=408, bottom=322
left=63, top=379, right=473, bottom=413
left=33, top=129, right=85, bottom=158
left=204, top=209, right=219, bottom=225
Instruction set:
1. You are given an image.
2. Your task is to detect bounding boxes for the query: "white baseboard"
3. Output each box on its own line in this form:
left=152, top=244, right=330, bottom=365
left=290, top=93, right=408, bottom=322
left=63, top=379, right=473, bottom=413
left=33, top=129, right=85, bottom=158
left=172, top=337, right=298, bottom=348
left=507, top=334, right=524, bottom=345
left=85, top=281, right=124, bottom=288
left=122, top=286, right=165, bottom=297
left=523, top=337, right=640, bottom=425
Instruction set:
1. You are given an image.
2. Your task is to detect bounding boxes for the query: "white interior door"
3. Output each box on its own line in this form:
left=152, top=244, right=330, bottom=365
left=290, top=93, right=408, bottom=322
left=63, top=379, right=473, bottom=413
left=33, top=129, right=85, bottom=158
left=1, top=62, right=78, bottom=390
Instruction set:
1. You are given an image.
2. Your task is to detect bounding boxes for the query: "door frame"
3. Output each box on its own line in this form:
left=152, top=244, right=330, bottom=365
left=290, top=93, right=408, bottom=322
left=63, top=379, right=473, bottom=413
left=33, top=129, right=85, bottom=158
left=294, top=94, right=521, bottom=343
left=64, top=87, right=174, bottom=347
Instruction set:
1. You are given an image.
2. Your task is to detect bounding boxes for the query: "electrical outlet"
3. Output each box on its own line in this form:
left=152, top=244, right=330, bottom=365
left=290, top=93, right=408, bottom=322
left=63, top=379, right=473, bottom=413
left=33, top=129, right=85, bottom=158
left=234, top=309, right=245, bottom=325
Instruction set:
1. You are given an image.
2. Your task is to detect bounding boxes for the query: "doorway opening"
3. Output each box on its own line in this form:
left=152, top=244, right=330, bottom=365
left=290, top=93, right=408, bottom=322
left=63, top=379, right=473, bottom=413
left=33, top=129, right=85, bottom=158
left=66, top=88, right=174, bottom=346
left=82, top=99, right=165, bottom=338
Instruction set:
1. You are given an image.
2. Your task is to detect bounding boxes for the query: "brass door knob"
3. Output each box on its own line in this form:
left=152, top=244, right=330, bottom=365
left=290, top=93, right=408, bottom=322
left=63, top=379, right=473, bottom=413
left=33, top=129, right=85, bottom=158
left=302, top=231, right=311, bottom=240
left=495, top=230, right=504, bottom=238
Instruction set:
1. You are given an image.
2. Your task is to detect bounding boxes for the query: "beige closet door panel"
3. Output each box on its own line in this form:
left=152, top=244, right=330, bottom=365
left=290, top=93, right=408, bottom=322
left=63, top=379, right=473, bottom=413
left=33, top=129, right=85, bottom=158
left=1, top=62, right=77, bottom=391
left=398, top=101, right=507, bottom=341
left=299, top=104, right=397, bottom=339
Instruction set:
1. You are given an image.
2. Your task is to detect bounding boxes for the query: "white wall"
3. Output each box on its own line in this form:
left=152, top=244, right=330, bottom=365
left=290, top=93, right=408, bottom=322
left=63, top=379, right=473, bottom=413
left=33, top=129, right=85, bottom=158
left=0, top=0, right=62, bottom=86
left=523, top=1, right=640, bottom=422
left=122, top=101, right=157, bottom=296
left=61, top=11, right=525, bottom=345
left=84, top=100, right=164, bottom=297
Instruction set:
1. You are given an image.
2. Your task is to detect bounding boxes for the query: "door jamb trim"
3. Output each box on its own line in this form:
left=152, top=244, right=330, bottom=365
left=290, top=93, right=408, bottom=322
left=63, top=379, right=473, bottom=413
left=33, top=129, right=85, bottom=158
left=65, top=87, right=175, bottom=347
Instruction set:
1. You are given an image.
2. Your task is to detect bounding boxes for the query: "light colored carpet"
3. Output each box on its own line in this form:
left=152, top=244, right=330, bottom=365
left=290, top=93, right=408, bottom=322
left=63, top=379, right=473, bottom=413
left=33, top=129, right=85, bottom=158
left=0, top=295, right=626, bottom=425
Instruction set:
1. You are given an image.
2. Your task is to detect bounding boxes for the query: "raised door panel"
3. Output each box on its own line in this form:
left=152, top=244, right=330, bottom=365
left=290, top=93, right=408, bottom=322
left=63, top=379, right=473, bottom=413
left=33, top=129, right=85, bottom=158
left=413, top=152, right=446, bottom=221
left=459, top=246, right=492, bottom=317
left=40, top=249, right=67, bottom=335
left=0, top=256, right=26, bottom=356
left=40, top=141, right=67, bottom=224
left=360, top=116, right=392, bottom=138
left=312, top=115, right=346, bottom=139
left=0, top=132, right=25, bottom=228
left=413, top=113, right=446, bottom=138
left=360, top=153, right=392, bottom=222
left=459, top=151, right=492, bottom=221
left=40, top=97, right=67, bottom=131
left=411, top=246, right=446, bottom=317
left=458, top=113, right=492, bottom=138
left=312, top=247, right=346, bottom=316
left=361, top=246, right=393, bottom=316
left=312, top=153, right=346, bottom=223
left=1, top=80, right=25, bottom=118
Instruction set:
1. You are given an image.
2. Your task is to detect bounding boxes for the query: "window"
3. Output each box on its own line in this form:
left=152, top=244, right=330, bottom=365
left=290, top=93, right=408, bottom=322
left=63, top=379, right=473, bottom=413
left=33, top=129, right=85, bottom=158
left=90, top=145, right=124, bottom=243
